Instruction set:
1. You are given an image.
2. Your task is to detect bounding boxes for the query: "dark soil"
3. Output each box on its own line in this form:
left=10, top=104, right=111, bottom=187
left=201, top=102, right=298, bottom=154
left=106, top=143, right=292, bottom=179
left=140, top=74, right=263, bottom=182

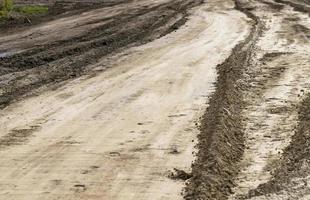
left=184, top=1, right=263, bottom=199
left=0, top=0, right=204, bottom=109
left=246, top=93, right=310, bottom=198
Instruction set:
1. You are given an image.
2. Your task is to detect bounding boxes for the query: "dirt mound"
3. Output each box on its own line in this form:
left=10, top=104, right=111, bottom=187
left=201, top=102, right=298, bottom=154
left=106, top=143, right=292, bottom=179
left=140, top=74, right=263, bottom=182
left=169, top=168, right=192, bottom=181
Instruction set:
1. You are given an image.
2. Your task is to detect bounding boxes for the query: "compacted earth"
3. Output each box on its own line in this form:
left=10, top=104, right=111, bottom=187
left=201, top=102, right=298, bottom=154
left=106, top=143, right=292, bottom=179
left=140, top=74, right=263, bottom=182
left=0, top=0, right=309, bottom=200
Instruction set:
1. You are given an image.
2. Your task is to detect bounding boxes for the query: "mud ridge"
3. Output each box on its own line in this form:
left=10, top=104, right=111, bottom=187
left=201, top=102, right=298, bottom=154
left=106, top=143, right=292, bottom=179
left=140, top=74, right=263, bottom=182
left=246, top=93, right=310, bottom=198
left=184, top=1, right=263, bottom=199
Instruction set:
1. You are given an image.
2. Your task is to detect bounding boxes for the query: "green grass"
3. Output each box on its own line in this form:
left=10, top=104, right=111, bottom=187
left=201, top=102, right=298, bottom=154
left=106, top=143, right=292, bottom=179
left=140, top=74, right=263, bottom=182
left=0, top=10, right=8, bottom=19
left=14, top=5, right=48, bottom=15
left=0, top=4, right=49, bottom=21
left=0, top=0, right=12, bottom=19
left=3, top=0, right=14, bottom=11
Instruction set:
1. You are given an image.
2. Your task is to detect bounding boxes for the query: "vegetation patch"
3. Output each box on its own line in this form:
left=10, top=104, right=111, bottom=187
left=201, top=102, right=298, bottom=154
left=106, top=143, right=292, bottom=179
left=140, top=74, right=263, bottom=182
left=0, top=10, right=8, bottom=18
left=0, top=0, right=11, bottom=18
left=14, top=5, right=48, bottom=15
left=0, top=0, right=48, bottom=21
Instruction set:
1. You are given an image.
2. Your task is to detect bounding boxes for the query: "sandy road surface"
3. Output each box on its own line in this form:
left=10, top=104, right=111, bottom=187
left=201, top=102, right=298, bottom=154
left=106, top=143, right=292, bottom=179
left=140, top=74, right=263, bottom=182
left=0, top=0, right=250, bottom=199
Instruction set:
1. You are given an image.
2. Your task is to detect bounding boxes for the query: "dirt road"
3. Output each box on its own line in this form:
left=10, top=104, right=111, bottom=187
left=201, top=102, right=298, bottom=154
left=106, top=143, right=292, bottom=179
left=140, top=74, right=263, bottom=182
left=0, top=0, right=251, bottom=199
left=1, top=0, right=309, bottom=199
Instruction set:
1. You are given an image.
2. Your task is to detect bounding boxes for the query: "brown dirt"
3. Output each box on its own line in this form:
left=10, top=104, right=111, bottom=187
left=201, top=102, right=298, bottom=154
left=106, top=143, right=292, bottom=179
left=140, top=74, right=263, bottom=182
left=0, top=0, right=203, bottom=109
left=184, top=1, right=263, bottom=199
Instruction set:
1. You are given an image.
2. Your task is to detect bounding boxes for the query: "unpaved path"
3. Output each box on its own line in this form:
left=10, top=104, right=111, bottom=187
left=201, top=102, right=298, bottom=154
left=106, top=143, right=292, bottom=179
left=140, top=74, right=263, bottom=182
left=0, top=0, right=251, bottom=199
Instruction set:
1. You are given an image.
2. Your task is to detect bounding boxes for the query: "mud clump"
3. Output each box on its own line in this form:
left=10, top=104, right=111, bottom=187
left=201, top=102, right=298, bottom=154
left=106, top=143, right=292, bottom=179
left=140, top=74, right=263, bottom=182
left=169, top=168, right=192, bottom=181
